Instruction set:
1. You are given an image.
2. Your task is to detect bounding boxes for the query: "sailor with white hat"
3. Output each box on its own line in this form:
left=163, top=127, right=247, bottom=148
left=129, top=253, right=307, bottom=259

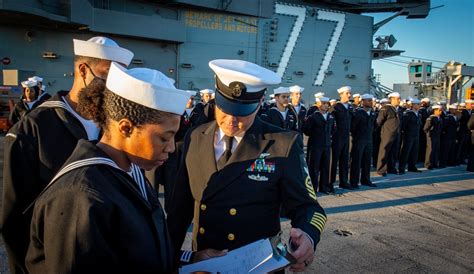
left=2, top=36, right=134, bottom=274
left=199, top=88, right=215, bottom=104
left=352, top=93, right=361, bottom=108
left=289, top=85, right=307, bottom=132
left=27, top=62, right=197, bottom=273
left=260, top=86, right=298, bottom=131
left=168, top=59, right=326, bottom=273
left=376, top=91, right=402, bottom=176
left=329, top=98, right=337, bottom=106
left=9, top=80, right=41, bottom=125
left=398, top=96, right=422, bottom=174
left=330, top=85, right=353, bottom=189
left=303, top=96, right=335, bottom=194
left=28, top=75, right=52, bottom=103
left=350, top=93, right=377, bottom=187
left=424, top=104, right=443, bottom=169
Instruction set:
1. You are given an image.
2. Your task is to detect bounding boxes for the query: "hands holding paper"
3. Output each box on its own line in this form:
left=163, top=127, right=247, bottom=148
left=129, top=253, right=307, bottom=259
left=288, top=228, right=314, bottom=272
left=193, top=248, right=228, bottom=263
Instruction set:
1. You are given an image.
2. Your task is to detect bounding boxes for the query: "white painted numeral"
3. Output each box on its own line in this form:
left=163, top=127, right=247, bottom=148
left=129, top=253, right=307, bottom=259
left=275, top=3, right=307, bottom=77
left=314, top=10, right=345, bottom=86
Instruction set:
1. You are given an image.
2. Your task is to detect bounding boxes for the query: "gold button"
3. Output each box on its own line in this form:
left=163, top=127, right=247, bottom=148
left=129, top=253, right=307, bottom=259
left=200, top=204, right=207, bottom=211
left=199, top=227, right=205, bottom=234
left=229, top=208, right=237, bottom=216
left=228, top=233, right=235, bottom=241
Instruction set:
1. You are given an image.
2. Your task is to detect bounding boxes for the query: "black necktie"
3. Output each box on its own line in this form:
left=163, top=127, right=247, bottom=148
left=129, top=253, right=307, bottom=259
left=217, top=135, right=233, bottom=170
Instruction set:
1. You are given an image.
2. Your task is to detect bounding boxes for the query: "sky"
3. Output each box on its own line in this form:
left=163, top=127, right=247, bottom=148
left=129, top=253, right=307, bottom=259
left=369, top=0, right=474, bottom=90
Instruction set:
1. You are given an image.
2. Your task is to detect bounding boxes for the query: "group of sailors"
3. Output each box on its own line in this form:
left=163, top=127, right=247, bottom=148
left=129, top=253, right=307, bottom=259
left=174, top=85, right=474, bottom=196
left=1, top=36, right=325, bottom=273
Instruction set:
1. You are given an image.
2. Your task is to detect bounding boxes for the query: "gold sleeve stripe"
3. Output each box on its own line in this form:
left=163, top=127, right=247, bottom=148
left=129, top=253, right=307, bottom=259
left=310, top=219, right=324, bottom=232
left=313, top=212, right=327, bottom=221
left=311, top=216, right=325, bottom=228
left=305, top=176, right=318, bottom=200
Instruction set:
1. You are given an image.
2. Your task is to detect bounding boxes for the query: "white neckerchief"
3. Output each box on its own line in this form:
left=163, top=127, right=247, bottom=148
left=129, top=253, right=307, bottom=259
left=62, top=97, right=100, bottom=141
left=214, top=127, right=244, bottom=161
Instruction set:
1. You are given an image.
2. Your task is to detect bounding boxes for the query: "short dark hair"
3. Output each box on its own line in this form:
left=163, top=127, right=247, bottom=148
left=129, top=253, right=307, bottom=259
left=77, top=80, right=174, bottom=132
left=74, top=56, right=102, bottom=67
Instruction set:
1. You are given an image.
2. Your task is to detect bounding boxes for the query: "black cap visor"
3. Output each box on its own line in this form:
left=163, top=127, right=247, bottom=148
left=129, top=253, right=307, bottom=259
left=215, top=90, right=260, bottom=116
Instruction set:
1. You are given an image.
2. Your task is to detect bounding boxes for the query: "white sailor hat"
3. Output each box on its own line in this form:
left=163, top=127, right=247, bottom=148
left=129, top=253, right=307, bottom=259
left=465, top=99, right=474, bottom=103
left=380, top=98, right=389, bottom=104
left=168, top=77, right=176, bottom=86
left=409, top=98, right=420, bottom=104
left=289, top=85, right=304, bottom=93
left=186, top=90, right=197, bottom=97
left=200, top=89, right=215, bottom=94
left=209, top=59, right=281, bottom=116
left=269, top=94, right=275, bottom=99
left=337, top=86, right=351, bottom=94
left=21, top=80, right=38, bottom=88
left=388, top=92, right=400, bottom=98
left=28, top=76, right=43, bottom=83
left=316, top=97, right=330, bottom=103
left=273, top=87, right=290, bottom=95
left=421, top=98, right=430, bottom=103
left=329, top=99, right=337, bottom=103
left=73, top=36, right=134, bottom=66
left=438, top=100, right=447, bottom=105
left=432, top=104, right=442, bottom=109
left=361, top=94, right=374, bottom=100
left=448, top=103, right=457, bottom=109
left=353, top=93, right=361, bottom=98
left=106, top=62, right=193, bottom=115
left=314, top=92, right=325, bottom=98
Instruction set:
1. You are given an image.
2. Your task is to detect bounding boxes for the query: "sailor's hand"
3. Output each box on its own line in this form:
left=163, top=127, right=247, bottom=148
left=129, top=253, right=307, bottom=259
left=289, top=228, right=314, bottom=272
left=193, top=248, right=228, bottom=262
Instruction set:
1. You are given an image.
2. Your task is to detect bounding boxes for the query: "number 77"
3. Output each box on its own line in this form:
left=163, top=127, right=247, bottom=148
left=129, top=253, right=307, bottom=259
left=275, top=4, right=346, bottom=86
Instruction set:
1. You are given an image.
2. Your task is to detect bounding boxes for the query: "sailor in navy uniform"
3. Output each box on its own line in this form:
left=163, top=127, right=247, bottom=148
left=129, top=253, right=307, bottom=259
left=349, top=94, right=377, bottom=188
left=1, top=36, right=134, bottom=274
left=424, top=105, right=443, bottom=169
left=289, top=85, right=307, bottom=133
left=329, top=86, right=353, bottom=190
left=261, top=87, right=299, bottom=131
left=376, top=92, right=401, bottom=176
left=303, top=96, right=336, bottom=193
left=398, top=98, right=422, bottom=174
left=26, top=63, right=217, bottom=273
left=9, top=80, right=41, bottom=125
left=28, top=75, right=51, bottom=103
left=167, top=59, right=326, bottom=272
left=418, top=98, right=431, bottom=162
left=440, top=104, right=460, bottom=167
left=457, top=99, right=473, bottom=164
left=352, top=93, right=361, bottom=109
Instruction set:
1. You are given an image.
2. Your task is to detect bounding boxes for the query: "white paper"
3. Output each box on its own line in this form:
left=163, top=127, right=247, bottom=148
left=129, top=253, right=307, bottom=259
left=179, top=239, right=289, bottom=274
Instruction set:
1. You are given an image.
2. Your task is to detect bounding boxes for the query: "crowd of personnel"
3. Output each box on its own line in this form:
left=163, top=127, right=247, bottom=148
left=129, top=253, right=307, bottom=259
left=2, top=35, right=473, bottom=274
left=169, top=85, right=474, bottom=196
left=1, top=36, right=325, bottom=273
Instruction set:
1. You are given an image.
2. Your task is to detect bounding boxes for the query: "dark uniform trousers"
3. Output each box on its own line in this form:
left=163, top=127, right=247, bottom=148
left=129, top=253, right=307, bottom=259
left=440, top=114, right=458, bottom=167
left=467, top=113, right=474, bottom=172
left=350, top=108, right=376, bottom=186
left=424, top=115, right=442, bottom=168
left=457, top=109, right=472, bottom=164
left=376, top=104, right=400, bottom=174
left=167, top=117, right=326, bottom=257
left=302, top=108, right=335, bottom=192
left=330, top=103, right=353, bottom=186
left=398, top=110, right=421, bottom=172
left=372, top=109, right=381, bottom=168
left=1, top=91, right=88, bottom=274
left=261, top=106, right=299, bottom=131
left=418, top=107, right=430, bottom=162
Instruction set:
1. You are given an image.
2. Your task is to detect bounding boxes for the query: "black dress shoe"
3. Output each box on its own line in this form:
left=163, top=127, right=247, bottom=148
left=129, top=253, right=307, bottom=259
left=387, top=170, right=398, bottom=174
left=339, top=183, right=354, bottom=190
left=408, top=169, right=422, bottom=173
left=361, top=182, right=377, bottom=187
left=351, top=185, right=360, bottom=189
